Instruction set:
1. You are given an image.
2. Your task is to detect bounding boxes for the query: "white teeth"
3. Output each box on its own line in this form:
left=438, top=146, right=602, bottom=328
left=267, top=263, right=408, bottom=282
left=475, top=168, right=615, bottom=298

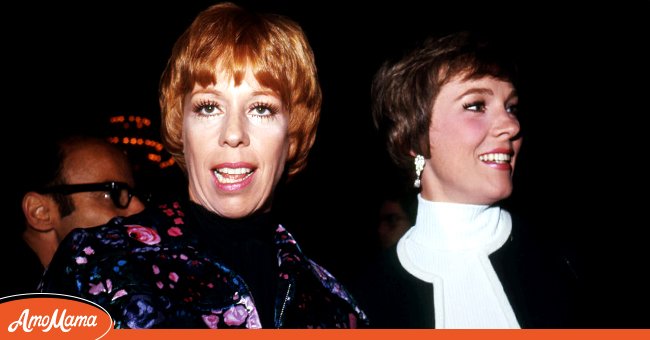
left=216, top=168, right=251, bottom=175
left=214, top=168, right=253, bottom=184
left=479, top=153, right=511, bottom=163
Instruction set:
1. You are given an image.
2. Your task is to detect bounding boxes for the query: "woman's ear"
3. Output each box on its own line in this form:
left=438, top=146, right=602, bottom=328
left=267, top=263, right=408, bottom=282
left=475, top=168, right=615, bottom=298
left=22, top=192, right=59, bottom=232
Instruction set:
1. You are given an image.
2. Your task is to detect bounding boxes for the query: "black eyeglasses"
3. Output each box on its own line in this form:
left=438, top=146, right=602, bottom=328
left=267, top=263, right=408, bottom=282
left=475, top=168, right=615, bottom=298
left=39, top=181, right=138, bottom=209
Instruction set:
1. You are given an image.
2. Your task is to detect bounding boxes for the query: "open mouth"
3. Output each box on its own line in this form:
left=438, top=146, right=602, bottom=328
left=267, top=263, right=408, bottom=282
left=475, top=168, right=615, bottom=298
left=478, top=152, right=512, bottom=164
left=213, top=167, right=255, bottom=184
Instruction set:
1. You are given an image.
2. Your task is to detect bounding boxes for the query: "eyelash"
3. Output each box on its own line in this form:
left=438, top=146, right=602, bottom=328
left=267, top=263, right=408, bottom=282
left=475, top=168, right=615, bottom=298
left=463, top=101, right=519, bottom=116
left=192, top=100, right=221, bottom=116
left=463, top=101, right=486, bottom=112
left=248, top=101, right=280, bottom=120
left=191, top=100, right=280, bottom=120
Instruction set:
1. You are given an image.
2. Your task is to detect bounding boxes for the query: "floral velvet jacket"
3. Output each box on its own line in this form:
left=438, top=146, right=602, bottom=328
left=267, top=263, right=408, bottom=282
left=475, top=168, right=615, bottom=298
left=40, top=201, right=367, bottom=329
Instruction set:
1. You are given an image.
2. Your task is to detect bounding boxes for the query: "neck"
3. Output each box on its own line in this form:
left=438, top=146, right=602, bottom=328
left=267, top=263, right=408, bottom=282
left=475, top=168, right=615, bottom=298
left=22, top=228, right=58, bottom=268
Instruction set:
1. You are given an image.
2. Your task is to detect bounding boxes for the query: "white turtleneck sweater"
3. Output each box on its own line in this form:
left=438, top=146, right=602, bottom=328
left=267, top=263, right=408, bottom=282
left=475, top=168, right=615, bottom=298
left=396, top=195, right=520, bottom=329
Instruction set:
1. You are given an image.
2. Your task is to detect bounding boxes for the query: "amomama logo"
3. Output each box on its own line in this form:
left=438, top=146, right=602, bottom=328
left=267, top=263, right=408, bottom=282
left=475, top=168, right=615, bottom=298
left=0, top=293, right=113, bottom=339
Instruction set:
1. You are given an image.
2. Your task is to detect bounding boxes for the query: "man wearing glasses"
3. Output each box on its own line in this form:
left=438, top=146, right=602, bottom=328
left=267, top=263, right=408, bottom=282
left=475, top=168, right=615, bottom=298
left=1, top=135, right=145, bottom=296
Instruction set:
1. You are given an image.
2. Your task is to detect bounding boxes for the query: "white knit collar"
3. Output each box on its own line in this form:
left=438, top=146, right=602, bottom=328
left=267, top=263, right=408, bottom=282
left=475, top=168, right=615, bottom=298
left=395, top=195, right=519, bottom=328
left=397, top=195, right=512, bottom=282
left=407, top=194, right=510, bottom=252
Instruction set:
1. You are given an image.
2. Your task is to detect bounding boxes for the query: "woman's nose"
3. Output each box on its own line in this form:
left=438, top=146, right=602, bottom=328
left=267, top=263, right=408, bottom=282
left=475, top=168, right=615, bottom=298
left=219, top=113, right=250, bottom=147
left=493, top=109, right=520, bottom=139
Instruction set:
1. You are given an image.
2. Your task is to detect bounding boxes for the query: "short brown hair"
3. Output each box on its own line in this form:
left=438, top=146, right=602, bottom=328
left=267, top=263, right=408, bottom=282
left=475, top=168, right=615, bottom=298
left=160, top=2, right=321, bottom=177
left=372, top=31, right=519, bottom=171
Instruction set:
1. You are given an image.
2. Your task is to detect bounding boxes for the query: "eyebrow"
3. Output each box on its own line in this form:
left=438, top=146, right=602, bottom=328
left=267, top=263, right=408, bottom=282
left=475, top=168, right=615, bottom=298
left=455, top=88, right=493, bottom=101
left=189, top=89, right=277, bottom=98
left=455, top=88, right=518, bottom=101
left=191, top=88, right=223, bottom=96
left=251, top=90, right=280, bottom=98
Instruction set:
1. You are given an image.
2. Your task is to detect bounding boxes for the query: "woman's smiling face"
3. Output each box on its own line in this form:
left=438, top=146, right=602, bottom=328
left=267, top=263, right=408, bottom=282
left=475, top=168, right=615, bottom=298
left=183, top=68, right=290, bottom=218
left=420, top=75, right=522, bottom=205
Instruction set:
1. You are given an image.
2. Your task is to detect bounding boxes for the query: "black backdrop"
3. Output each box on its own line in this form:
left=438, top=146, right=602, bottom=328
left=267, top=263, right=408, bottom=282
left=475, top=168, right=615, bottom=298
left=7, top=0, right=648, bottom=326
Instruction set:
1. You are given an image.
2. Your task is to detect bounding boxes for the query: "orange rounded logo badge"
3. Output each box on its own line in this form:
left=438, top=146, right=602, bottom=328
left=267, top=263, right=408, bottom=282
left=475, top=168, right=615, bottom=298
left=0, top=293, right=113, bottom=339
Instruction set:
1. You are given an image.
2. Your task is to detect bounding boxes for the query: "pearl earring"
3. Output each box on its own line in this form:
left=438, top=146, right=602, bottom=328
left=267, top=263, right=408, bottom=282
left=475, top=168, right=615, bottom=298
left=414, top=155, right=425, bottom=188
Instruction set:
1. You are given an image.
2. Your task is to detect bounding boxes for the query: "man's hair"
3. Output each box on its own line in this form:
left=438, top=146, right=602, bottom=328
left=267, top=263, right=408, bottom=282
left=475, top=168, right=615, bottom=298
left=20, top=136, right=125, bottom=219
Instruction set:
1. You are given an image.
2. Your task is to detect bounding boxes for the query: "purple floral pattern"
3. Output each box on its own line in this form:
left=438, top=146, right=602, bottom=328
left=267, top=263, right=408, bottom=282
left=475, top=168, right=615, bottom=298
left=126, top=225, right=161, bottom=245
left=40, top=201, right=367, bottom=328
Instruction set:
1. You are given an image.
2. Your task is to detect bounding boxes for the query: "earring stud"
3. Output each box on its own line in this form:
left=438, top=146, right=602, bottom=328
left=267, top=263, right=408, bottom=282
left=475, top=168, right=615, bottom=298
left=414, top=155, right=425, bottom=188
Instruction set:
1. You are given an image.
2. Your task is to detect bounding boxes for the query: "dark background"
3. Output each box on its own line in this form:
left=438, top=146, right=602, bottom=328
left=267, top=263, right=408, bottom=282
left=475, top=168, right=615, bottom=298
left=6, top=1, right=647, bottom=326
